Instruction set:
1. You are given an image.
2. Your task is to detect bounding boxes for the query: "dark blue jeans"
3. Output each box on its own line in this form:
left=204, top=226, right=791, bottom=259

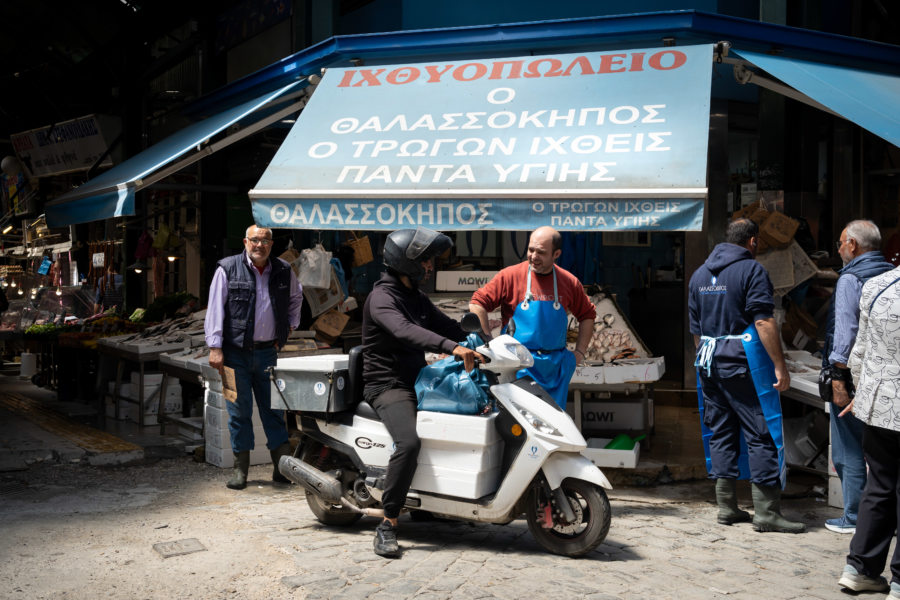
left=222, top=345, right=288, bottom=453
left=830, top=404, right=866, bottom=524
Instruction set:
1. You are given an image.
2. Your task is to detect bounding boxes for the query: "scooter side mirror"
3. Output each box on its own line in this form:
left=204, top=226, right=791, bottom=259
left=460, top=312, right=482, bottom=333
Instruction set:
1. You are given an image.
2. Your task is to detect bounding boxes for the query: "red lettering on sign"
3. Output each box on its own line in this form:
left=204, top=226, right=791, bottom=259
left=648, top=50, right=686, bottom=70
left=453, top=63, right=488, bottom=82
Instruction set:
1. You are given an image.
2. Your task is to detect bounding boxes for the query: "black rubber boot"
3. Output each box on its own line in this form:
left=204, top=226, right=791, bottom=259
left=226, top=451, right=250, bottom=490
left=716, top=478, right=751, bottom=525
left=270, top=443, right=291, bottom=484
left=751, top=483, right=806, bottom=533
left=373, top=520, right=400, bottom=558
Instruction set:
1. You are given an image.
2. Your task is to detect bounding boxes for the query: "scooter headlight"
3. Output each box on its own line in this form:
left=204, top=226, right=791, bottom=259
left=505, top=342, right=534, bottom=367
left=510, top=400, right=560, bottom=436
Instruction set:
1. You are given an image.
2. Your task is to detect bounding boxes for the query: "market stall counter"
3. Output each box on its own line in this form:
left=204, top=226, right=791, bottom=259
left=97, top=311, right=206, bottom=428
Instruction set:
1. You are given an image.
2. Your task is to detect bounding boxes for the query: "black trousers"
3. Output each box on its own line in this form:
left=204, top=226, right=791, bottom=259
left=848, top=424, right=900, bottom=583
left=371, top=386, right=421, bottom=519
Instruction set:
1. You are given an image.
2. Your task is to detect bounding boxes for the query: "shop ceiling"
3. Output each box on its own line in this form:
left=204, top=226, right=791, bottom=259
left=40, top=10, right=900, bottom=230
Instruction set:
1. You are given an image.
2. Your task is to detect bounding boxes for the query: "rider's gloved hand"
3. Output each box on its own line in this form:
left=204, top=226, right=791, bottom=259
left=452, top=345, right=484, bottom=373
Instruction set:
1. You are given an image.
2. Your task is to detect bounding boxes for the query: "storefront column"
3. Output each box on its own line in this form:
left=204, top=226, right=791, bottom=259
left=683, top=98, right=730, bottom=389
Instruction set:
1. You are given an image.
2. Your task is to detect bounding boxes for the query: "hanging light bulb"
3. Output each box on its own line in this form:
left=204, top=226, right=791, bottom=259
left=56, top=287, right=62, bottom=296
left=10, top=280, right=16, bottom=287
left=167, top=255, right=176, bottom=262
left=17, top=288, right=23, bottom=295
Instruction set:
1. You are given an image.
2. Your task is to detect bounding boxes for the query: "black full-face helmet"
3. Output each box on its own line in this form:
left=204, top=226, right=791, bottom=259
left=383, top=228, right=452, bottom=283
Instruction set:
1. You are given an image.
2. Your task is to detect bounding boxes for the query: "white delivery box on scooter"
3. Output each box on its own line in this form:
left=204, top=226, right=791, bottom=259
left=270, top=355, right=353, bottom=413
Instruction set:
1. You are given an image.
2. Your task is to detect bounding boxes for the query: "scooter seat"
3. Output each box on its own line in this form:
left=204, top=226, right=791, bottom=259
left=355, top=400, right=381, bottom=421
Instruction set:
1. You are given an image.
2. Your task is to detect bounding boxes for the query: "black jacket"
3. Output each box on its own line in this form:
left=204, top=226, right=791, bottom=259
left=362, top=272, right=465, bottom=397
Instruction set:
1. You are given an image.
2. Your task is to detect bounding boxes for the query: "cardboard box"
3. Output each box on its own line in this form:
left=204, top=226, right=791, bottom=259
left=760, top=211, right=799, bottom=249
left=312, top=309, right=350, bottom=343
left=279, top=248, right=302, bottom=277
left=782, top=302, right=818, bottom=352
left=303, top=269, right=344, bottom=318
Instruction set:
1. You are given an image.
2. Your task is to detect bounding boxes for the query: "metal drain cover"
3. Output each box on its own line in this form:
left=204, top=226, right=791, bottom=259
left=152, top=538, right=207, bottom=558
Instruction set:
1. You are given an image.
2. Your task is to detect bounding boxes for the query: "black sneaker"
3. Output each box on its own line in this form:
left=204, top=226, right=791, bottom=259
left=373, top=520, right=400, bottom=558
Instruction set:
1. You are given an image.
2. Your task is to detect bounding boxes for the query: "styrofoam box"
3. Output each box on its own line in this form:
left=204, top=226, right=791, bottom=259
left=205, top=444, right=271, bottom=469
left=131, top=372, right=165, bottom=386
left=177, top=416, right=205, bottom=440
left=411, top=464, right=501, bottom=499
left=204, top=389, right=225, bottom=410
left=122, top=384, right=182, bottom=402
left=203, top=422, right=266, bottom=450
left=118, top=404, right=174, bottom=426
left=582, top=437, right=640, bottom=469
left=204, top=378, right=223, bottom=393
left=580, top=400, right=646, bottom=431
left=571, top=357, right=665, bottom=385
left=829, top=474, right=844, bottom=509
left=200, top=364, right=222, bottom=382
left=204, top=402, right=264, bottom=433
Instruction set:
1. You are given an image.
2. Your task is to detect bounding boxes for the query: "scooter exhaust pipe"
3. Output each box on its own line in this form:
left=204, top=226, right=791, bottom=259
left=278, top=455, right=342, bottom=505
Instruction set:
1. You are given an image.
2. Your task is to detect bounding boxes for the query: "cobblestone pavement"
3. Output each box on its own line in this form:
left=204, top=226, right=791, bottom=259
left=249, top=481, right=862, bottom=600
left=0, top=458, right=888, bottom=600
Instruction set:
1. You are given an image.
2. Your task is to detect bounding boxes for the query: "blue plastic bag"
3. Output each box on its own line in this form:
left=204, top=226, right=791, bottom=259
left=415, top=333, right=490, bottom=414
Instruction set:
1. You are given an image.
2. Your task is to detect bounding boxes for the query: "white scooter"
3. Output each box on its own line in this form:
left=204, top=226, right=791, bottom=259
left=277, top=314, right=613, bottom=556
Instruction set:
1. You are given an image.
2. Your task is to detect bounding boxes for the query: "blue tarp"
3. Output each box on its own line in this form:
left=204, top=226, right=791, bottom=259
left=735, top=49, right=900, bottom=149
left=45, top=80, right=304, bottom=227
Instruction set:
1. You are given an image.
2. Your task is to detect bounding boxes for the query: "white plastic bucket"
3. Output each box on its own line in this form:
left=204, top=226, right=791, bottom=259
left=19, top=352, right=37, bottom=378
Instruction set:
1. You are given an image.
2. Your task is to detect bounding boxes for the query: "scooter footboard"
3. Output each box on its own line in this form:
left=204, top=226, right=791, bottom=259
left=542, top=452, right=612, bottom=490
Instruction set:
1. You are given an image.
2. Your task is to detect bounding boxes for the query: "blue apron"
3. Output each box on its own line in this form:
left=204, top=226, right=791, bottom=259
left=505, top=265, right=576, bottom=409
left=694, top=324, right=787, bottom=488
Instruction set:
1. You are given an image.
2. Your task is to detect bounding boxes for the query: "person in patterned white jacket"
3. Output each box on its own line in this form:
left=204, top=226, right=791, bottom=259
left=837, top=265, right=900, bottom=596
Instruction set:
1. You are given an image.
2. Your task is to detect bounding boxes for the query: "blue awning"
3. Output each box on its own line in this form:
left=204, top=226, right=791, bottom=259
left=45, top=79, right=305, bottom=227
left=734, top=49, right=900, bottom=149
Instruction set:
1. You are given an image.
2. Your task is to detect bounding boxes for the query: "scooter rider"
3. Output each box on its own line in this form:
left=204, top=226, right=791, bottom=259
left=362, top=227, right=484, bottom=558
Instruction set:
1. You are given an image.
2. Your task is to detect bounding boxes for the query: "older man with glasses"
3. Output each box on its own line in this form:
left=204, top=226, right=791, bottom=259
left=204, top=225, right=304, bottom=490
left=821, top=220, right=893, bottom=535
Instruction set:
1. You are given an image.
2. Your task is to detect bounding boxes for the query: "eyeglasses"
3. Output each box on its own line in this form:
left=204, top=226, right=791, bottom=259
left=246, top=237, right=272, bottom=246
left=836, top=238, right=853, bottom=251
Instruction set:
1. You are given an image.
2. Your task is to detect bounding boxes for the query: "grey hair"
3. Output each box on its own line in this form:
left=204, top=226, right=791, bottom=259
left=245, top=225, right=273, bottom=239
left=845, top=220, right=881, bottom=251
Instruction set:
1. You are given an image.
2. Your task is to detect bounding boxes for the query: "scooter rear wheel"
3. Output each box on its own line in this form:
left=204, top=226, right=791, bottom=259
left=299, top=443, right=363, bottom=526
left=526, top=478, right=610, bottom=557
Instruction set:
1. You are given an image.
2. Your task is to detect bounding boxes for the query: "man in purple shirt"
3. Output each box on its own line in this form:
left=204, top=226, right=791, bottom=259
left=822, top=220, right=893, bottom=533
left=204, top=225, right=304, bottom=490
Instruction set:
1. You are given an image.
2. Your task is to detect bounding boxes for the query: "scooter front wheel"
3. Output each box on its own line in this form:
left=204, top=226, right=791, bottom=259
left=526, top=478, right=611, bottom=557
